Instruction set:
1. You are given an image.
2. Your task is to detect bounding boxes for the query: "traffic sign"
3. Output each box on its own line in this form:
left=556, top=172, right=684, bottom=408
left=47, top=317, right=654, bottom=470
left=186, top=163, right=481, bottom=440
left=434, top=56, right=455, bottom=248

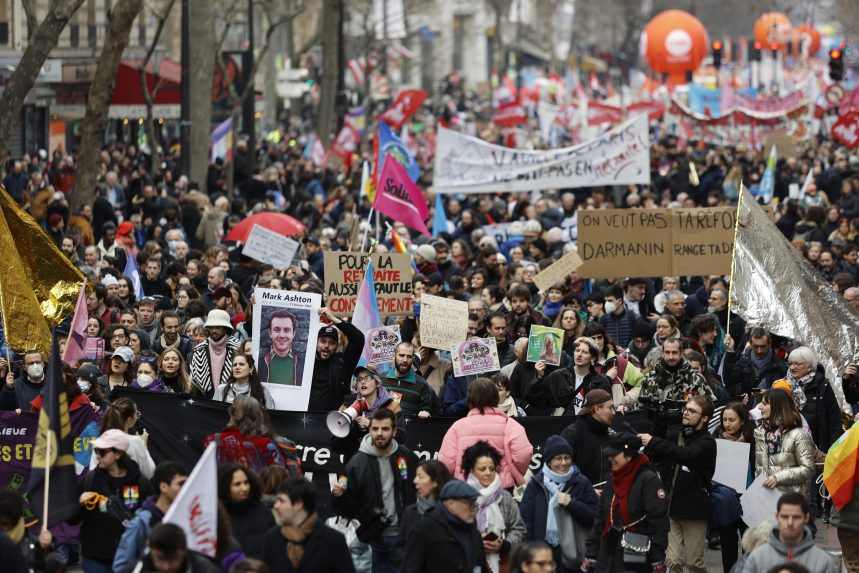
left=826, top=83, right=847, bottom=106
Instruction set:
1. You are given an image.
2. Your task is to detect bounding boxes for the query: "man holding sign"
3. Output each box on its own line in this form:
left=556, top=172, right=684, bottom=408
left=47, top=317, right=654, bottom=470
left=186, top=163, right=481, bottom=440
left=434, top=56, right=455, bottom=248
left=526, top=336, right=611, bottom=416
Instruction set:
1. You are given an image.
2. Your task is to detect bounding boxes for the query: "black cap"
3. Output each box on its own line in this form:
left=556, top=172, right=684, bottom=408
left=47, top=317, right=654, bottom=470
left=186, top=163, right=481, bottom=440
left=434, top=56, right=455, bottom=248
left=319, top=325, right=339, bottom=341
left=424, top=273, right=444, bottom=287
left=602, top=431, right=642, bottom=457
left=439, top=480, right=480, bottom=501
left=75, top=363, right=101, bottom=385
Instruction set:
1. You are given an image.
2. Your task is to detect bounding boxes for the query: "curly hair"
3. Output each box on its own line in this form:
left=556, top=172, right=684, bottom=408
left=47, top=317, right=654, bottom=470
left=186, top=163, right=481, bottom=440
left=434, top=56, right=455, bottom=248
left=461, top=440, right=502, bottom=476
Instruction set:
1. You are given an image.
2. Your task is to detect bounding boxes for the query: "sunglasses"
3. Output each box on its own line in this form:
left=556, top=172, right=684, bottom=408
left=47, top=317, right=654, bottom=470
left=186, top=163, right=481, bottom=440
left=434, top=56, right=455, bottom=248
left=93, top=447, right=116, bottom=457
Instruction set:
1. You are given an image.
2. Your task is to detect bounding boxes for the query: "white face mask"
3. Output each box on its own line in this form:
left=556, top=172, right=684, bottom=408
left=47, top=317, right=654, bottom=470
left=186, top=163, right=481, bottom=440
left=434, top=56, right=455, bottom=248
left=27, top=363, right=44, bottom=379
left=604, top=301, right=617, bottom=315
left=136, top=374, right=155, bottom=388
left=77, top=380, right=91, bottom=392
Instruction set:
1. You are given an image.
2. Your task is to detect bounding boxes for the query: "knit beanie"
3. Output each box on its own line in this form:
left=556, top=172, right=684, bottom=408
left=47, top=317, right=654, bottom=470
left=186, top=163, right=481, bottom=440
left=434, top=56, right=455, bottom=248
left=543, top=434, right=574, bottom=464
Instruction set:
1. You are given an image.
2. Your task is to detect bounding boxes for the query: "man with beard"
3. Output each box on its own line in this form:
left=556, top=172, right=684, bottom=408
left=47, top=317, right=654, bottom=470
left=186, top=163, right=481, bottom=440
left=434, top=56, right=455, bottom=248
left=190, top=310, right=240, bottom=397
left=707, top=287, right=745, bottom=345
left=309, top=307, right=364, bottom=411
left=639, top=338, right=715, bottom=401
left=153, top=311, right=194, bottom=358
left=332, top=409, right=418, bottom=572
left=526, top=336, right=611, bottom=416
left=560, top=389, right=616, bottom=487
left=258, top=309, right=305, bottom=386
left=433, top=240, right=457, bottom=283
left=383, top=342, right=433, bottom=418
left=487, top=313, right=516, bottom=367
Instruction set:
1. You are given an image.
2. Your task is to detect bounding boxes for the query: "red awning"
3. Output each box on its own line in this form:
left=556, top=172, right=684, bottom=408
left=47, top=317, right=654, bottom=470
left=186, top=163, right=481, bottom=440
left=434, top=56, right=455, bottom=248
left=110, top=59, right=181, bottom=106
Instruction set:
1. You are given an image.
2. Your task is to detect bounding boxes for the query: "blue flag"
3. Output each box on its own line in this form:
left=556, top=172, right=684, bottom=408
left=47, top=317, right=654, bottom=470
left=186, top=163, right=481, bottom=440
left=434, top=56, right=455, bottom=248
left=377, top=121, right=419, bottom=182
left=124, top=254, right=144, bottom=300
left=432, top=193, right=447, bottom=238
left=28, top=333, right=80, bottom=527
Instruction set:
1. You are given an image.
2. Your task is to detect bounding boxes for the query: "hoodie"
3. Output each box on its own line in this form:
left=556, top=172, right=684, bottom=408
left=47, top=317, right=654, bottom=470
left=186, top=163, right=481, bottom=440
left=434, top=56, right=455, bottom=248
left=359, top=433, right=400, bottom=529
left=741, top=526, right=836, bottom=573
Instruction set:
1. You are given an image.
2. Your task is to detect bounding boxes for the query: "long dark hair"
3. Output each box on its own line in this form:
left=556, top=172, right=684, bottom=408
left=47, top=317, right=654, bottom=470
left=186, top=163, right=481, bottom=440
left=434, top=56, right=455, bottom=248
left=713, top=402, right=754, bottom=443
left=761, top=388, right=802, bottom=431
left=220, top=354, right=267, bottom=406
left=217, top=463, right=262, bottom=504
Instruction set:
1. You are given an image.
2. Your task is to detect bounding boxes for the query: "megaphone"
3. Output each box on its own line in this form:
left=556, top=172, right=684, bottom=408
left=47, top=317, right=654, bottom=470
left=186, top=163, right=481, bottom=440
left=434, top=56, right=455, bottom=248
left=326, top=398, right=368, bottom=438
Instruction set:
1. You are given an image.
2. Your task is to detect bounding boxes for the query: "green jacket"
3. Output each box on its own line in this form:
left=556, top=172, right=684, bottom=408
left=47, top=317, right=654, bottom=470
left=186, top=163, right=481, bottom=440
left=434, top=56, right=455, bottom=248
left=831, top=484, right=859, bottom=532
left=639, top=358, right=715, bottom=402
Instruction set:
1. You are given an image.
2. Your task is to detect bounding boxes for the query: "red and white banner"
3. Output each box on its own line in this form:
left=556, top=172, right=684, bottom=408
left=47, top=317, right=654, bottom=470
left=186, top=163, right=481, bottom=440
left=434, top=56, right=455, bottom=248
left=832, top=111, right=859, bottom=149
left=733, top=90, right=803, bottom=113
left=587, top=102, right=623, bottom=125
left=492, top=101, right=528, bottom=127
left=310, top=136, right=328, bottom=167
left=163, top=442, right=218, bottom=556
left=331, top=126, right=359, bottom=168
left=379, top=89, right=428, bottom=130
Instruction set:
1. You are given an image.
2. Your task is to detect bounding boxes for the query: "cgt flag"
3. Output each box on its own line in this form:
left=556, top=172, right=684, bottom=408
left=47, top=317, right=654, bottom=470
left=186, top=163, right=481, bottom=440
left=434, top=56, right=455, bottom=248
left=28, top=334, right=80, bottom=527
left=163, top=441, right=219, bottom=556
left=373, top=155, right=431, bottom=236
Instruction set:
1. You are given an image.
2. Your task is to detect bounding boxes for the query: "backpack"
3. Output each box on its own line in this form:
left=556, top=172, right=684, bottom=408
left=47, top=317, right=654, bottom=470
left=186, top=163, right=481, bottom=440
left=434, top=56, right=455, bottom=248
left=273, top=435, right=303, bottom=478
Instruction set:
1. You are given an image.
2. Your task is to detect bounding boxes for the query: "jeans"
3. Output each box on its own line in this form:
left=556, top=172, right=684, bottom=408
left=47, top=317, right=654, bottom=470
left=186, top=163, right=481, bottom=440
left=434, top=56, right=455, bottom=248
left=82, top=556, right=114, bottom=573
left=371, top=535, right=402, bottom=573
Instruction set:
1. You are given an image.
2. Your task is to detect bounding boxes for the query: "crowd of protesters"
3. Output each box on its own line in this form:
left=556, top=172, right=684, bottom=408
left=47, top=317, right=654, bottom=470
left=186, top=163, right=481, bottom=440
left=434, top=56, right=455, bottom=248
left=2, top=93, right=859, bottom=573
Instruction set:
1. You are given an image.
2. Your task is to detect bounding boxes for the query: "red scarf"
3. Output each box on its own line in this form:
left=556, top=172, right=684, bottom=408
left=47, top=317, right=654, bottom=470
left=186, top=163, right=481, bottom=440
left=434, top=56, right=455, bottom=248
left=602, top=454, right=650, bottom=539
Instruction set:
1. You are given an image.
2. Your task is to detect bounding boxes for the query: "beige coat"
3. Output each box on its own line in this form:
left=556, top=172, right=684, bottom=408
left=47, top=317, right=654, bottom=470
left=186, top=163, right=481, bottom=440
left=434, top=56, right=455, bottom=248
left=753, top=425, right=816, bottom=498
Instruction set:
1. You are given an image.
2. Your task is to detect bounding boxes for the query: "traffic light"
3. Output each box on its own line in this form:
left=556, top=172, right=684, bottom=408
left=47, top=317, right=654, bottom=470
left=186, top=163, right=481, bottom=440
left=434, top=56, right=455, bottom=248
left=712, top=40, right=723, bottom=70
left=750, top=41, right=762, bottom=62
left=830, top=48, right=844, bottom=81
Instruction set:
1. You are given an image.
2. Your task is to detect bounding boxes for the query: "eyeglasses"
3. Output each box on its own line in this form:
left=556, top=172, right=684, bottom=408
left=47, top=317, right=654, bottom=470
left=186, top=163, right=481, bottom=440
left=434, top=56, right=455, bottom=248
left=355, top=375, right=376, bottom=383
left=683, top=407, right=702, bottom=415
left=93, top=448, right=116, bottom=457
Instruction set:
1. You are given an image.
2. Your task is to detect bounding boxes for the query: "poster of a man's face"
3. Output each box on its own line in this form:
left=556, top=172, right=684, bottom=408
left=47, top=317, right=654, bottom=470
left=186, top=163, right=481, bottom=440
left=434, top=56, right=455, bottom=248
left=270, top=312, right=296, bottom=357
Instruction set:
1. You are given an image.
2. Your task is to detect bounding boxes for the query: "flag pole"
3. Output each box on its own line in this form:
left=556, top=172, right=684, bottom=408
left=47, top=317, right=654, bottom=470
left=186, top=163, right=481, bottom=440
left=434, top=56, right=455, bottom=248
left=42, top=426, right=51, bottom=533
left=359, top=207, right=375, bottom=253
left=726, top=182, right=745, bottom=340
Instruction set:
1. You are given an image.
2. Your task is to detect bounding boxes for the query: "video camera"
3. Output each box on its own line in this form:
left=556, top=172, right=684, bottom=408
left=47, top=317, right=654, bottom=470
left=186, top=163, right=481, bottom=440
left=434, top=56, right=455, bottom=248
left=638, top=395, right=685, bottom=426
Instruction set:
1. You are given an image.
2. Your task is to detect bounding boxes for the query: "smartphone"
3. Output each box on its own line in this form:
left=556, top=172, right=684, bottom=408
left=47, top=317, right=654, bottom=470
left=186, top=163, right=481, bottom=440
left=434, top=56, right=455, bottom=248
left=484, top=532, right=499, bottom=542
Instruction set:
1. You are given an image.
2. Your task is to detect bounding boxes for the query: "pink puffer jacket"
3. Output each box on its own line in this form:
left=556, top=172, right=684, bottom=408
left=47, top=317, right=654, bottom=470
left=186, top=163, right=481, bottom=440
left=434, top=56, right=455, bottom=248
left=438, top=407, right=534, bottom=488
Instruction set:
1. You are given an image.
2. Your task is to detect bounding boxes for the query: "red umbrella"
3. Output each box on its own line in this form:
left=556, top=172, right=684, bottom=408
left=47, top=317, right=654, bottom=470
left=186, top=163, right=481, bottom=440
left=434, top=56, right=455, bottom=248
left=225, top=212, right=307, bottom=243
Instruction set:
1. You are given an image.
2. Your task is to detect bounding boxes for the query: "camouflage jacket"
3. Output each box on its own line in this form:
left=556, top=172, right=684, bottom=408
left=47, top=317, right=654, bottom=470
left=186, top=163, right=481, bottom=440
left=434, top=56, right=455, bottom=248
left=639, top=358, right=715, bottom=402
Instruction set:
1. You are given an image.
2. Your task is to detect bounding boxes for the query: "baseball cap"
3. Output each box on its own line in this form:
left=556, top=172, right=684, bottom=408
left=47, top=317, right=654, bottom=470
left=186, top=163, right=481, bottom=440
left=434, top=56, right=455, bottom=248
left=110, top=346, right=135, bottom=363
left=91, top=429, right=130, bottom=452
left=319, top=325, right=339, bottom=341
left=602, top=432, right=642, bottom=457
left=353, top=365, right=379, bottom=380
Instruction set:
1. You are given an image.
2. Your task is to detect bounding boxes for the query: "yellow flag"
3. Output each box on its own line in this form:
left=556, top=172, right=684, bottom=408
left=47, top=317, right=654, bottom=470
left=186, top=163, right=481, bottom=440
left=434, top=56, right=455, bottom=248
left=0, top=186, right=85, bottom=356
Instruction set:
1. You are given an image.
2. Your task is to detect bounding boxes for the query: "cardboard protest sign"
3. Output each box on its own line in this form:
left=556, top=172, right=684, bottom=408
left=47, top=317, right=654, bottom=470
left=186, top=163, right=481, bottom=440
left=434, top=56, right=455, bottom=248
left=578, top=207, right=737, bottom=278
left=419, top=294, right=468, bottom=351
left=526, top=326, right=564, bottom=366
left=242, top=224, right=300, bottom=269
left=252, top=288, right=321, bottom=411
left=451, top=338, right=500, bottom=377
left=323, top=252, right=413, bottom=316
left=533, top=250, right=584, bottom=291
left=366, top=325, right=401, bottom=365
left=763, top=134, right=798, bottom=159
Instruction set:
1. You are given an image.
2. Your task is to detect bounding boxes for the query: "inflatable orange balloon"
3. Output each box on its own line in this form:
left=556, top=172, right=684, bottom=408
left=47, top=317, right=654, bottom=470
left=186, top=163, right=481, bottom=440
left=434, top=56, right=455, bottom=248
left=793, top=23, right=821, bottom=57
left=640, top=10, right=709, bottom=86
left=754, top=12, right=792, bottom=50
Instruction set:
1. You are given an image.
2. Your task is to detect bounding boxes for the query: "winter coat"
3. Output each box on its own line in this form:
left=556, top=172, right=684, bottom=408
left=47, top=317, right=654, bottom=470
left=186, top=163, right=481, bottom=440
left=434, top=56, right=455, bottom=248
left=308, top=321, right=364, bottom=411
left=224, top=498, right=275, bottom=558
left=525, top=366, right=611, bottom=416
left=418, top=351, right=452, bottom=399
left=798, top=365, right=844, bottom=452
left=401, top=504, right=489, bottom=573
left=560, top=415, right=612, bottom=486
left=189, top=337, right=239, bottom=397
left=645, top=427, right=716, bottom=521
left=437, top=407, right=533, bottom=488
left=261, top=520, right=355, bottom=573
left=639, top=358, right=716, bottom=402
left=831, top=482, right=859, bottom=532
left=442, top=373, right=482, bottom=417
left=76, top=460, right=153, bottom=565
left=723, top=349, right=788, bottom=396
left=113, top=496, right=164, bottom=572
left=740, top=526, right=836, bottom=573
left=585, top=463, right=669, bottom=572
left=0, top=376, right=44, bottom=411
left=519, top=469, right=597, bottom=544
left=491, top=490, right=527, bottom=549
left=195, top=209, right=226, bottom=249
left=753, top=425, right=816, bottom=498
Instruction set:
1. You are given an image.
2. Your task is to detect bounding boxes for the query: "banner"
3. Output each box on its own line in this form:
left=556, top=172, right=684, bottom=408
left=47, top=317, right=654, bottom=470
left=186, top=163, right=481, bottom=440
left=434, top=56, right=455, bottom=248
left=242, top=225, right=300, bottom=270
left=251, top=288, right=322, bottom=411
left=526, top=326, right=563, bottom=366
left=366, top=325, right=401, bottom=365
left=373, top=154, right=430, bottom=236
left=419, top=294, right=468, bottom=351
left=433, top=115, right=650, bottom=193
left=451, top=338, right=500, bottom=377
left=379, top=89, right=428, bottom=130
left=578, top=207, right=736, bottom=278
left=323, top=252, right=413, bottom=316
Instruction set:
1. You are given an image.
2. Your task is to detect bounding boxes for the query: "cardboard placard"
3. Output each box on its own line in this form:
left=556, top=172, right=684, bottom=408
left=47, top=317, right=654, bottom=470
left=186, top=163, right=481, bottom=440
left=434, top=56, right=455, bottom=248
left=366, top=325, right=401, bottom=365
left=418, top=294, right=469, bottom=351
left=763, top=134, right=798, bottom=159
left=242, top=224, right=300, bottom=269
left=526, top=326, right=564, bottom=366
left=578, top=207, right=738, bottom=278
left=533, top=250, right=584, bottom=291
left=323, top=252, right=413, bottom=316
left=451, top=338, right=500, bottom=377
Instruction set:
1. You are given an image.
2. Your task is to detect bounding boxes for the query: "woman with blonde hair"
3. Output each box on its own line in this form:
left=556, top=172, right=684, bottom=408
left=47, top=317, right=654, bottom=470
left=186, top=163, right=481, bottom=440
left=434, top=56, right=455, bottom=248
left=157, top=348, right=201, bottom=396
left=553, top=306, right=585, bottom=358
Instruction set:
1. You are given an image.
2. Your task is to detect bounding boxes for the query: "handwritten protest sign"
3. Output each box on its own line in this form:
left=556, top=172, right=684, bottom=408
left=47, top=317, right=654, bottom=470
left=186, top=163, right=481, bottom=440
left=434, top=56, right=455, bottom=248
left=483, top=223, right=514, bottom=245
left=434, top=115, right=650, bottom=193
left=419, top=294, right=468, bottom=351
left=578, top=207, right=738, bottom=278
left=324, top=252, right=413, bottom=316
left=712, top=439, right=751, bottom=493
left=533, top=250, right=584, bottom=291
left=366, top=325, right=401, bottom=365
left=242, top=224, right=300, bottom=269
left=451, top=338, right=500, bottom=377
left=526, top=326, right=564, bottom=366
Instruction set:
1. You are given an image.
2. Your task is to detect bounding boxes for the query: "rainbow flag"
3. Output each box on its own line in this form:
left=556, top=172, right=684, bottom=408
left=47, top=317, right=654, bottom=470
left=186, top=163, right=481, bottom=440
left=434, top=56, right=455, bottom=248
left=824, top=422, right=859, bottom=510
left=390, top=229, right=418, bottom=274
left=352, top=260, right=382, bottom=368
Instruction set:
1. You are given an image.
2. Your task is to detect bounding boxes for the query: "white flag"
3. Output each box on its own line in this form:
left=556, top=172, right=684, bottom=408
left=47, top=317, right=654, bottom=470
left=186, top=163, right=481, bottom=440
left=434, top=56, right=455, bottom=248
left=799, top=166, right=814, bottom=197
left=163, top=442, right=218, bottom=557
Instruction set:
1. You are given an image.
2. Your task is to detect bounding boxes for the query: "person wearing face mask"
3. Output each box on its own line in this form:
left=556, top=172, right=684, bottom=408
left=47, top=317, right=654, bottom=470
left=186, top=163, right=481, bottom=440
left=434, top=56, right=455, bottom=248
left=31, top=367, right=94, bottom=413
left=130, top=354, right=165, bottom=392
left=0, top=351, right=46, bottom=411
left=76, top=363, right=108, bottom=410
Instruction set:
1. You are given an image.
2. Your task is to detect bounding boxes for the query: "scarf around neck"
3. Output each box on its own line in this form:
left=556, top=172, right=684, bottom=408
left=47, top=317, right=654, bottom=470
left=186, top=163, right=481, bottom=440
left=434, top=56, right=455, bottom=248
left=497, top=395, right=518, bottom=417
left=208, top=335, right=229, bottom=386
left=281, top=512, right=318, bottom=568
left=603, top=454, right=650, bottom=540
left=786, top=371, right=815, bottom=410
left=542, top=465, right=576, bottom=546
left=467, top=473, right=504, bottom=534
left=750, top=349, right=772, bottom=373
left=416, top=495, right=436, bottom=516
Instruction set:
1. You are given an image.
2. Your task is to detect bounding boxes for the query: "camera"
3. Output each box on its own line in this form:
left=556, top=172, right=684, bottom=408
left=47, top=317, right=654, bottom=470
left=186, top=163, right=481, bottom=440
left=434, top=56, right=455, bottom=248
left=638, top=395, right=685, bottom=426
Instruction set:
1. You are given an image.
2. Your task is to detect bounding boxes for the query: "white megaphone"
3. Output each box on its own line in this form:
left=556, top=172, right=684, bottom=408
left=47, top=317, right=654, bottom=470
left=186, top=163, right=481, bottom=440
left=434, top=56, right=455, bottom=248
left=326, top=398, right=369, bottom=438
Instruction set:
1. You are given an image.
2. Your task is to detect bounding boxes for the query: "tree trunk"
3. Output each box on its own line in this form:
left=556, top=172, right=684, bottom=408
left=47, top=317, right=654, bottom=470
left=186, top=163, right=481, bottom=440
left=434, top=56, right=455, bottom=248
left=0, top=0, right=87, bottom=159
left=316, top=0, right=340, bottom=146
left=140, top=0, right=177, bottom=180
left=189, top=0, right=214, bottom=193
left=73, top=0, right=144, bottom=212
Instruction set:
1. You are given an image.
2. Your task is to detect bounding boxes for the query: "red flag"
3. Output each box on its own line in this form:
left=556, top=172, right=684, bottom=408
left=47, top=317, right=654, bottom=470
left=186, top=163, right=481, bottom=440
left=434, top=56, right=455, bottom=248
left=492, top=101, right=527, bottom=127
left=379, top=89, right=428, bottom=130
left=587, top=102, right=623, bottom=125
left=63, top=279, right=88, bottom=367
left=331, top=126, right=359, bottom=169
left=310, top=137, right=328, bottom=167
left=373, top=155, right=430, bottom=236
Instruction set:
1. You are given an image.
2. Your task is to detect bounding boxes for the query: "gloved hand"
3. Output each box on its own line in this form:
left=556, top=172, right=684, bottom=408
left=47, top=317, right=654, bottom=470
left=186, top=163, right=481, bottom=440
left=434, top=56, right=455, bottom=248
left=580, top=558, right=597, bottom=572
left=651, top=561, right=667, bottom=573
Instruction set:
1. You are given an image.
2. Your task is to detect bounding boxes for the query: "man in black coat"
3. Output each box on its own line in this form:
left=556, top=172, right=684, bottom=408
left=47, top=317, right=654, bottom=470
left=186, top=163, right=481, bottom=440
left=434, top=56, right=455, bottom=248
left=262, top=477, right=355, bottom=573
left=638, top=395, right=717, bottom=573
left=308, top=307, right=364, bottom=411
left=401, top=480, right=489, bottom=573
left=560, top=389, right=615, bottom=487
left=722, top=327, right=787, bottom=396
left=526, top=337, right=611, bottom=415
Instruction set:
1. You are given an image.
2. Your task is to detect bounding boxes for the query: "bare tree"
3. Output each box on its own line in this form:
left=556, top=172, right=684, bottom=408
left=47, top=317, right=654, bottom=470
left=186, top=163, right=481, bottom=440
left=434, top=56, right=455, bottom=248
left=188, top=0, right=214, bottom=192
left=72, top=0, right=145, bottom=212
left=316, top=0, right=340, bottom=146
left=486, top=0, right=514, bottom=75
left=0, top=0, right=87, bottom=159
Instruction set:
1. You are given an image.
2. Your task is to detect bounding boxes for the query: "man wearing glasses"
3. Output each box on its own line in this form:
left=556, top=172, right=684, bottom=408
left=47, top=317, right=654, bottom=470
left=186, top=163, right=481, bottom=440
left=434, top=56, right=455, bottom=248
left=637, top=396, right=717, bottom=573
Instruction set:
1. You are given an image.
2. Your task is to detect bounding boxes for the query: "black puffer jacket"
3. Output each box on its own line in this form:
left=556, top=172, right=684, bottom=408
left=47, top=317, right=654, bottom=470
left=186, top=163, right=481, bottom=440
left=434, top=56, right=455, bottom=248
left=645, top=427, right=716, bottom=521
left=799, top=365, right=844, bottom=452
left=560, top=415, right=612, bottom=486
left=401, top=504, right=489, bottom=573
left=308, top=321, right=364, bottom=411
left=223, top=497, right=275, bottom=559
